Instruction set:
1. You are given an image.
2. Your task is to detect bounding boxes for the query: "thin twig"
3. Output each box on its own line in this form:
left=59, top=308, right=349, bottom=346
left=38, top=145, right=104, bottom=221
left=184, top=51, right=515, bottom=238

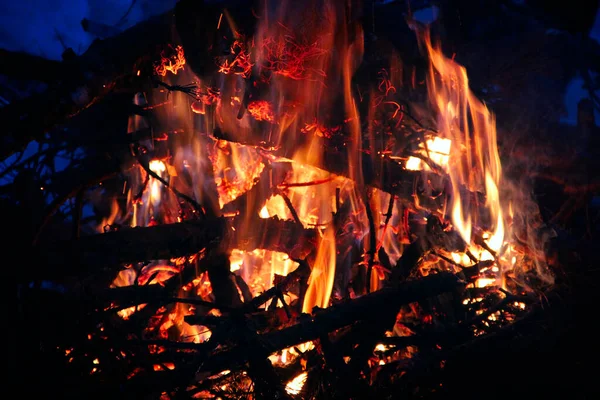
left=377, top=194, right=395, bottom=252
left=364, top=189, right=377, bottom=293
left=277, top=189, right=303, bottom=228
left=152, top=79, right=200, bottom=99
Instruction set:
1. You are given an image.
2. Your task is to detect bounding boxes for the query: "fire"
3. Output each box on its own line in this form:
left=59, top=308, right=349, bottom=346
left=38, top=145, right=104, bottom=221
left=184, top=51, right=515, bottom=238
left=78, top=0, right=555, bottom=394
left=98, top=198, right=120, bottom=233
left=407, top=27, right=513, bottom=288
left=229, top=249, right=298, bottom=299
left=154, top=45, right=186, bottom=76
left=285, top=371, right=308, bottom=396
left=211, top=141, right=265, bottom=208
left=149, top=159, right=167, bottom=201
left=418, top=28, right=504, bottom=250
left=302, top=225, right=336, bottom=312
left=405, top=136, right=452, bottom=171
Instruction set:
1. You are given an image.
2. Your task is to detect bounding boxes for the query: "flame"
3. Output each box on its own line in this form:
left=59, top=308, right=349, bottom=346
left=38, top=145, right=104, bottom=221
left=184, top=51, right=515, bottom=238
left=285, top=371, right=308, bottom=396
left=418, top=28, right=503, bottom=252
left=98, top=198, right=120, bottom=233
left=154, top=45, right=186, bottom=76
left=405, top=137, right=452, bottom=171
left=212, top=141, right=265, bottom=208
left=229, top=249, right=298, bottom=299
left=302, top=225, right=336, bottom=313
left=260, top=160, right=340, bottom=228
left=149, top=159, right=167, bottom=201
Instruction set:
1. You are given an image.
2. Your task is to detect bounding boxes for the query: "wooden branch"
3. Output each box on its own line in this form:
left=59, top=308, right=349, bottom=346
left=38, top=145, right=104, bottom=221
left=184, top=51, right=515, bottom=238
left=245, top=258, right=311, bottom=311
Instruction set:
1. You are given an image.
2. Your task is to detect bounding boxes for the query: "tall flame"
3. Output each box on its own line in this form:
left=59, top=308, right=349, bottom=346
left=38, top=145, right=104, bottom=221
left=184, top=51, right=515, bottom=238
left=302, top=225, right=336, bottom=313
left=418, top=28, right=504, bottom=255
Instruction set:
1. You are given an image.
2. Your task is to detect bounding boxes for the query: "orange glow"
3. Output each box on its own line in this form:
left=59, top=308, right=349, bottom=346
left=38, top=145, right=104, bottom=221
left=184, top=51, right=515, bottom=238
left=153, top=363, right=175, bottom=371
left=154, top=45, right=186, bottom=76
left=269, top=341, right=315, bottom=366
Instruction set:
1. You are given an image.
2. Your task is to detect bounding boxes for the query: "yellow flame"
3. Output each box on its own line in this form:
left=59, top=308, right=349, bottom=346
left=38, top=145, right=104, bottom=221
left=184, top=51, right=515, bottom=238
left=285, top=371, right=308, bottom=396
left=302, top=225, right=336, bottom=313
left=405, top=137, right=452, bottom=171
left=149, top=160, right=167, bottom=201
left=229, top=249, right=298, bottom=299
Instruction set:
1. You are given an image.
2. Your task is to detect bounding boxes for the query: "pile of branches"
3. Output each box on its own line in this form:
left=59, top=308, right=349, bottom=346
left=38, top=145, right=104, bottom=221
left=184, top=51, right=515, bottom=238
left=8, top=1, right=596, bottom=399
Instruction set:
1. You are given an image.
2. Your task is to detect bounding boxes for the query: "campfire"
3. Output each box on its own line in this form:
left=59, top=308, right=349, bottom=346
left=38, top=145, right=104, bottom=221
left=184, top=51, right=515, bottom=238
left=11, top=0, right=598, bottom=399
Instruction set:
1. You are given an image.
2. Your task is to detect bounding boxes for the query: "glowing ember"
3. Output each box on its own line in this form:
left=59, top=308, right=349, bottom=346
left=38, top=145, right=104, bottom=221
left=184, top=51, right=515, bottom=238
left=247, top=100, right=275, bottom=122
left=154, top=45, right=186, bottom=76
left=261, top=35, right=327, bottom=81
left=218, top=40, right=253, bottom=78
left=269, top=341, right=315, bottom=367
left=285, top=371, right=308, bottom=396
